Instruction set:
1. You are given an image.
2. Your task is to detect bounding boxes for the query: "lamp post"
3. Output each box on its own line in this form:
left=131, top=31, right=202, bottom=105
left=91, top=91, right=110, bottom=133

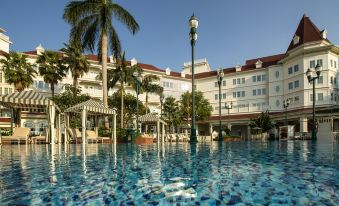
left=306, top=63, right=322, bottom=140
left=160, top=93, right=164, bottom=119
left=132, top=71, right=142, bottom=136
left=225, top=102, right=233, bottom=131
left=217, top=68, right=224, bottom=141
left=189, top=14, right=198, bottom=143
left=283, top=99, right=290, bottom=126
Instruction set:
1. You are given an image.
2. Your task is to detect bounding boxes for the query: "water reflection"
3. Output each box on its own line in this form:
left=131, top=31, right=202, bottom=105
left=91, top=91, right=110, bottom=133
left=0, top=141, right=338, bottom=205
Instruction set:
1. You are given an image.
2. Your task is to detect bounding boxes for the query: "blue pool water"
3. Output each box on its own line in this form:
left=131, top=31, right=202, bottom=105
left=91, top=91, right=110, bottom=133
left=0, top=141, right=338, bottom=205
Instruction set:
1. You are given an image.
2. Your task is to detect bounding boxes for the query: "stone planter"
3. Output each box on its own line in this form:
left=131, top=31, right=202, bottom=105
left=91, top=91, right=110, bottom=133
left=135, top=137, right=153, bottom=144
left=223, top=136, right=241, bottom=142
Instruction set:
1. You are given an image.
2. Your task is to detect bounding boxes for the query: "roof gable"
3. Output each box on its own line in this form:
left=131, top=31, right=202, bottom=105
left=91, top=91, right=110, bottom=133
left=286, top=14, right=329, bottom=52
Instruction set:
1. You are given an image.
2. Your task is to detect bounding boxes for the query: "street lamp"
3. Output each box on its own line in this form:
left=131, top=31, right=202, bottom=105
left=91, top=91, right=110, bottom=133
left=189, top=14, right=198, bottom=143
left=132, top=71, right=142, bottom=136
left=225, top=101, right=233, bottom=131
left=160, top=93, right=164, bottom=119
left=217, top=68, right=224, bottom=141
left=306, top=63, right=322, bottom=140
left=283, top=99, right=290, bottom=126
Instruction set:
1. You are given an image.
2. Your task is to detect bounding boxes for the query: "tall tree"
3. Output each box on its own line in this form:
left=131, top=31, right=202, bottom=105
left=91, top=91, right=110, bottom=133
left=163, top=96, right=181, bottom=133
left=108, top=91, right=146, bottom=128
left=249, top=110, right=274, bottom=133
left=141, top=74, right=163, bottom=113
left=37, top=51, right=67, bottom=97
left=179, top=91, right=213, bottom=123
left=60, top=42, right=90, bottom=88
left=0, top=51, right=37, bottom=92
left=106, top=52, right=142, bottom=128
left=63, top=0, right=139, bottom=116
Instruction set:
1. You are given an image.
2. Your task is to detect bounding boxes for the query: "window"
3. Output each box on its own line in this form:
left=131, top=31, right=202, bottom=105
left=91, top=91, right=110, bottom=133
left=318, top=93, right=324, bottom=101
left=233, top=92, right=236, bottom=98
left=237, top=91, right=241, bottom=97
left=252, top=76, right=256, bottom=82
left=310, top=94, right=314, bottom=102
left=214, top=82, right=218, bottom=87
left=335, top=61, right=337, bottom=68
left=215, top=94, right=218, bottom=100
left=294, top=65, right=299, bottom=73
left=242, top=78, right=245, bottom=84
left=242, top=91, right=245, bottom=97
left=233, top=79, right=236, bottom=85
left=288, top=67, right=293, bottom=74
left=257, top=89, right=261, bottom=95
left=294, top=80, right=299, bottom=88
left=9, top=88, right=12, bottom=93
left=257, top=75, right=262, bottom=82
left=318, top=76, right=323, bottom=84
left=0, top=71, right=2, bottom=83
left=4, top=88, right=8, bottom=95
left=317, top=59, right=323, bottom=66
left=275, top=86, right=280, bottom=92
left=0, top=87, right=2, bottom=95
left=331, top=76, right=334, bottom=84
left=294, top=96, right=300, bottom=102
left=237, top=78, right=240, bottom=84
left=331, top=93, right=334, bottom=101
left=310, top=60, right=316, bottom=68
left=262, top=88, right=266, bottom=95
left=288, top=82, right=293, bottom=90
left=253, top=89, right=257, bottom=96
left=262, top=75, right=266, bottom=81
left=276, top=100, right=280, bottom=107
left=275, top=71, right=280, bottom=78
left=335, top=78, right=337, bottom=85
left=222, top=93, right=226, bottom=99
left=222, top=80, right=226, bottom=86
left=331, top=59, right=333, bottom=67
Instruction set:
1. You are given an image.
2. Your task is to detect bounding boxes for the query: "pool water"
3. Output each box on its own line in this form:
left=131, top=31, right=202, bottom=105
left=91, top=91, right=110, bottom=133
left=0, top=141, right=338, bottom=205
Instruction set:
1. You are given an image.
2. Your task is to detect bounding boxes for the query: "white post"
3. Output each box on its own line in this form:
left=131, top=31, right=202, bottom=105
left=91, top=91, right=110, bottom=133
left=50, top=106, right=56, bottom=145
left=162, top=123, right=165, bottom=144
left=300, top=117, right=308, bottom=133
left=113, top=114, right=116, bottom=144
left=64, top=114, right=68, bottom=144
left=157, top=120, right=160, bottom=142
left=82, top=109, right=87, bottom=144
left=57, top=113, right=61, bottom=144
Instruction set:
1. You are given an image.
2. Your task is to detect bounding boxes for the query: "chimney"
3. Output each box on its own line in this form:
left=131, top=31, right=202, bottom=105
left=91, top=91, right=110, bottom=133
left=235, top=64, right=242, bottom=72
left=255, top=60, right=263, bottom=69
left=130, top=58, right=137, bottom=66
left=165, top=67, right=171, bottom=75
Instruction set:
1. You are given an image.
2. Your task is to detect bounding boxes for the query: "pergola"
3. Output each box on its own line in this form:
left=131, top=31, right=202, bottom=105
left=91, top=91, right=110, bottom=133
left=139, top=113, right=167, bottom=143
left=0, top=90, right=61, bottom=144
left=64, top=99, right=116, bottom=144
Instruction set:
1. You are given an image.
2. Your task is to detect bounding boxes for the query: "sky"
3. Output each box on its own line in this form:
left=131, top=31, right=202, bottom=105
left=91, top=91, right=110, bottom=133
left=1, top=0, right=339, bottom=72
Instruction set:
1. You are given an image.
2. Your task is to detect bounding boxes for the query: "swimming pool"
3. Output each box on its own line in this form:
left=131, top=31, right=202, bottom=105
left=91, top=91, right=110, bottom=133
left=0, top=141, right=338, bottom=205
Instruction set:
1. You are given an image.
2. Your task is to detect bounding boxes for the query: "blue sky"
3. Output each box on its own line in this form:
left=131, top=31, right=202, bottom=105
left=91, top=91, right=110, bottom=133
left=1, top=0, right=339, bottom=71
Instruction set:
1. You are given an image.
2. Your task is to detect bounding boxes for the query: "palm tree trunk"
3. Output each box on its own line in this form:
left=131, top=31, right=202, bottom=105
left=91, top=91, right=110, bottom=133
left=102, top=32, right=109, bottom=128
left=73, top=76, right=78, bottom=88
left=51, top=83, right=55, bottom=97
left=120, top=81, right=124, bottom=128
left=145, top=92, right=149, bottom=114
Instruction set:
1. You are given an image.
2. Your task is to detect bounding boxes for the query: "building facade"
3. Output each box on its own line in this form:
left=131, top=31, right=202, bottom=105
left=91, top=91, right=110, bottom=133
left=1, top=15, right=339, bottom=139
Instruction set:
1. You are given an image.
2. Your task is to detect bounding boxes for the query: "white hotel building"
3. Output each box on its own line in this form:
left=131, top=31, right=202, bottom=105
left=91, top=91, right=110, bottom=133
left=1, top=15, right=339, bottom=139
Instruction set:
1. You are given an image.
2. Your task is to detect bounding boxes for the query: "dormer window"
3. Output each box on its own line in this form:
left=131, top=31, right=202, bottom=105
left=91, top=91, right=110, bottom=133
left=293, top=34, right=300, bottom=45
left=130, top=58, right=137, bottom=66
left=165, top=67, right=171, bottom=75
left=255, top=60, right=262, bottom=69
left=321, top=29, right=327, bottom=39
left=235, top=65, right=241, bottom=72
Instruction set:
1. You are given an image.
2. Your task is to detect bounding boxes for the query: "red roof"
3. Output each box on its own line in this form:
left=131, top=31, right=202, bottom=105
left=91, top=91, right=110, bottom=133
left=286, top=14, right=329, bottom=52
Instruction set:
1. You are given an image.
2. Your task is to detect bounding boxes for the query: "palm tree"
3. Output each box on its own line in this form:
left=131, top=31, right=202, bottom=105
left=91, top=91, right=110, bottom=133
left=163, top=96, right=181, bottom=133
left=60, top=42, right=90, bottom=88
left=63, top=0, right=139, bottom=113
left=0, top=51, right=37, bottom=92
left=141, top=75, right=163, bottom=113
left=36, top=51, right=67, bottom=97
left=106, top=52, right=142, bottom=128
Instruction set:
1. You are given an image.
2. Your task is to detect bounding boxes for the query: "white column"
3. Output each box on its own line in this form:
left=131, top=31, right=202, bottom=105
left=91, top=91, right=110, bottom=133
left=113, top=114, right=116, bottom=144
left=57, top=113, right=61, bottom=144
left=50, top=106, right=56, bottom=145
left=209, top=124, right=213, bottom=141
left=64, top=114, right=68, bottom=144
left=300, top=117, right=308, bottom=133
left=157, top=120, right=160, bottom=142
left=82, top=109, right=87, bottom=144
left=162, top=123, right=165, bottom=144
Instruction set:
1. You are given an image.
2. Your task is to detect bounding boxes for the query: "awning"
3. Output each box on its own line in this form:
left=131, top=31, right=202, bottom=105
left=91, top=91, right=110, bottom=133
left=0, top=90, right=60, bottom=111
left=139, top=113, right=167, bottom=125
left=64, top=99, right=115, bottom=115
